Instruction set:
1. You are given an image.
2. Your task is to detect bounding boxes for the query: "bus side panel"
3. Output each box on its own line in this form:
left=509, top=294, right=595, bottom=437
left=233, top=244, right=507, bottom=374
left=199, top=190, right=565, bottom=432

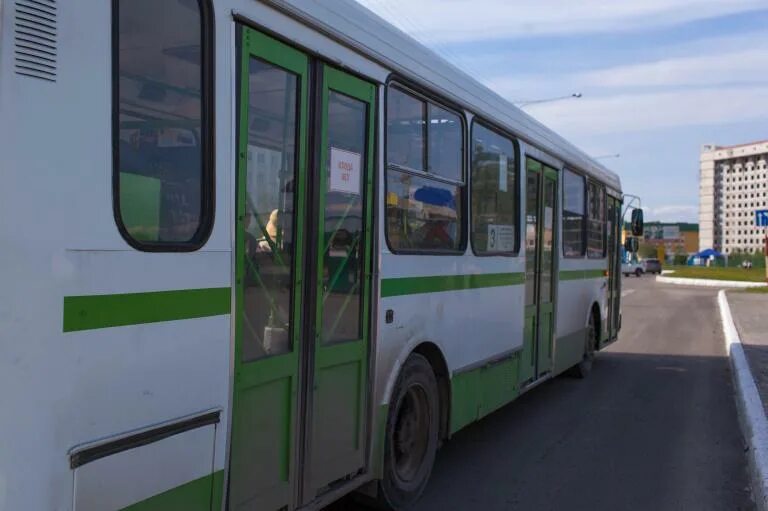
left=376, top=251, right=527, bottom=438
left=553, top=272, right=608, bottom=376
left=0, top=1, right=234, bottom=509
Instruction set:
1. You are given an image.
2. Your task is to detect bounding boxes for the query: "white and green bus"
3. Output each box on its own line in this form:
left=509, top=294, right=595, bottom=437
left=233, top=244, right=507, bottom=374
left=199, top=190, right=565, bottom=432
left=0, top=0, right=641, bottom=510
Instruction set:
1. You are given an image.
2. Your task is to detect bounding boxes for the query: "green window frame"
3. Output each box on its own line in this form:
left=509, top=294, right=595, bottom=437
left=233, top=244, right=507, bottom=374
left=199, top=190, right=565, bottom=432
left=470, top=120, right=520, bottom=256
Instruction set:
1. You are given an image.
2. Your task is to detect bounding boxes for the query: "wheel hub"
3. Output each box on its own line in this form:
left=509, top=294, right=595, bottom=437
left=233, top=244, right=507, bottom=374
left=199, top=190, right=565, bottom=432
left=392, top=385, right=430, bottom=483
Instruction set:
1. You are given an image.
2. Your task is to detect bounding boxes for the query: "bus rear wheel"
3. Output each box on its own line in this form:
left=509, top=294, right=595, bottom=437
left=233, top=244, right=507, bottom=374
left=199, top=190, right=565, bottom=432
left=570, top=311, right=597, bottom=379
left=378, top=353, right=439, bottom=510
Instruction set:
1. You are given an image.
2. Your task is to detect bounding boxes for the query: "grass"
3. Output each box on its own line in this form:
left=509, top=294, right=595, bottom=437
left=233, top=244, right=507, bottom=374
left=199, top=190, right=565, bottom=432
left=744, top=286, right=768, bottom=294
left=666, top=265, right=767, bottom=283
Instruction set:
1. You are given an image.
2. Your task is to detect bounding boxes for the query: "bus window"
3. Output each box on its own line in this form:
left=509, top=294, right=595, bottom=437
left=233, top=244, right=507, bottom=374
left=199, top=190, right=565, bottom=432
left=385, top=85, right=465, bottom=253
left=587, top=181, right=606, bottom=258
left=114, top=0, right=212, bottom=249
left=563, top=168, right=586, bottom=257
left=428, top=104, right=462, bottom=182
left=387, top=87, right=425, bottom=172
left=471, top=122, right=518, bottom=255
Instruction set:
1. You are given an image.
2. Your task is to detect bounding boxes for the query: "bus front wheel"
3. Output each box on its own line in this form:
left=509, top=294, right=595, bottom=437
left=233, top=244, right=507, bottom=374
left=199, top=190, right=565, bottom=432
left=378, top=353, right=439, bottom=510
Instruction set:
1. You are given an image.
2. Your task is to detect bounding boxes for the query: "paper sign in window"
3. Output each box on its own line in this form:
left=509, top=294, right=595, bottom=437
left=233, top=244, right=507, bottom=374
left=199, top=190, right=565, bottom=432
left=487, top=224, right=515, bottom=252
left=329, top=147, right=361, bottom=195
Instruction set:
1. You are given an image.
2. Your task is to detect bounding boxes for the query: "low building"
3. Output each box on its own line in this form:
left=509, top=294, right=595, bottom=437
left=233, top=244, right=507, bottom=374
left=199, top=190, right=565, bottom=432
left=643, top=222, right=699, bottom=258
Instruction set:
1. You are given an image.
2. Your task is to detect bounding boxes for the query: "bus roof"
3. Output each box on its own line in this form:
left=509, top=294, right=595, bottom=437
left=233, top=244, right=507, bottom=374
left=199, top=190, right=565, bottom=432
left=269, top=0, right=622, bottom=192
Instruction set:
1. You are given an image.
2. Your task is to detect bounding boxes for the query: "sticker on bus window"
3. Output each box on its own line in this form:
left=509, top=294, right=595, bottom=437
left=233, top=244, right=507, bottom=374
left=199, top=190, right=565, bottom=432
left=487, top=224, right=515, bottom=252
left=329, top=147, right=361, bottom=195
left=499, top=153, right=508, bottom=192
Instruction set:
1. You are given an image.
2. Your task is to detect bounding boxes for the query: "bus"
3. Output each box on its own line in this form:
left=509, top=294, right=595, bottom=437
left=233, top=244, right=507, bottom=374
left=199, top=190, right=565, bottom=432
left=0, top=0, right=639, bottom=510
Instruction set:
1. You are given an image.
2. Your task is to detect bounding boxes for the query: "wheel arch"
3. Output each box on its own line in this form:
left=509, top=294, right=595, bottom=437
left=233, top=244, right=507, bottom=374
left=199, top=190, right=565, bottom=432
left=412, top=342, right=451, bottom=442
left=588, top=301, right=601, bottom=349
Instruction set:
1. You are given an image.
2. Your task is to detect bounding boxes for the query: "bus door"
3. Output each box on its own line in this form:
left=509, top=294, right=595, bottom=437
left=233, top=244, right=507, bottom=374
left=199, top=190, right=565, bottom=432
left=522, top=159, right=558, bottom=384
left=229, top=27, right=375, bottom=511
left=606, top=197, right=622, bottom=342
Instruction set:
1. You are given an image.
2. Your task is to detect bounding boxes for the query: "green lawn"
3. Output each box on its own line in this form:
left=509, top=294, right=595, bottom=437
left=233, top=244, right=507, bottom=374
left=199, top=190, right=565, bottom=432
left=667, top=265, right=767, bottom=283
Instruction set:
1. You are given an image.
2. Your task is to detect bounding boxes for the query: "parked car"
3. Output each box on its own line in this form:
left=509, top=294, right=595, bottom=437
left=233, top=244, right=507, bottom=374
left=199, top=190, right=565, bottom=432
left=622, top=261, right=644, bottom=277
left=642, top=258, right=662, bottom=275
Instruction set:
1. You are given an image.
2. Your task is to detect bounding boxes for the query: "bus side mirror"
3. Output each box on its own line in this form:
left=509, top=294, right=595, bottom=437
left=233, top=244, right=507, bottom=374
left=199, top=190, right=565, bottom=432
left=624, top=237, right=639, bottom=253
left=631, top=209, right=644, bottom=236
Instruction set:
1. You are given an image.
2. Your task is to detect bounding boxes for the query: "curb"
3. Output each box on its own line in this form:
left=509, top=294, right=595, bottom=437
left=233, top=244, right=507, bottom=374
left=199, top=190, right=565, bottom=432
left=657, top=275, right=767, bottom=288
left=719, top=290, right=768, bottom=511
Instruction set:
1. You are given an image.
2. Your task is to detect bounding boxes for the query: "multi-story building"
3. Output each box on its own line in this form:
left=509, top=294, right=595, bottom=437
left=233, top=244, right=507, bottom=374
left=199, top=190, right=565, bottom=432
left=699, top=140, right=768, bottom=255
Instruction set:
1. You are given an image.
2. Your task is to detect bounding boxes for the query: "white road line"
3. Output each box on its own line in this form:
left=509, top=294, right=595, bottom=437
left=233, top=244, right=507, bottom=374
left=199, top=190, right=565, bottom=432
left=657, top=275, right=767, bottom=288
left=621, top=289, right=636, bottom=298
left=719, top=290, right=768, bottom=511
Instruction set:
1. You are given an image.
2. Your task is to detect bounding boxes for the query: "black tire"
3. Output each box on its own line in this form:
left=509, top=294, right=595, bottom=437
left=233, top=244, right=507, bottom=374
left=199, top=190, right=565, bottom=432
left=635, top=268, right=643, bottom=277
left=377, top=354, right=440, bottom=510
left=570, top=310, right=597, bottom=379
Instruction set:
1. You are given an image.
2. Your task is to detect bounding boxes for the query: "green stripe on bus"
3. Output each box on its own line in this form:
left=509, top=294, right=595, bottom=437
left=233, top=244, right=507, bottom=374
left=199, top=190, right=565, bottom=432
left=381, top=272, right=525, bottom=297
left=119, top=470, right=224, bottom=511
left=559, top=269, right=606, bottom=281
left=63, top=287, right=231, bottom=332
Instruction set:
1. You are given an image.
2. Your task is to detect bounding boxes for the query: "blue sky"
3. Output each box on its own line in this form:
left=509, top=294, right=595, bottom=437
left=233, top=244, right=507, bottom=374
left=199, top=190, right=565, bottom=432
left=355, top=0, right=768, bottom=222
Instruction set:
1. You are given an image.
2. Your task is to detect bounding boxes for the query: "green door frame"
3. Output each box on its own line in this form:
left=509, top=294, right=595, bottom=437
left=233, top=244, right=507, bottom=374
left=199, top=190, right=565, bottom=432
left=606, top=196, right=622, bottom=341
left=522, top=159, right=559, bottom=384
left=231, top=26, right=377, bottom=511
left=538, top=166, right=558, bottom=376
left=304, top=64, right=377, bottom=500
left=230, top=27, right=309, bottom=511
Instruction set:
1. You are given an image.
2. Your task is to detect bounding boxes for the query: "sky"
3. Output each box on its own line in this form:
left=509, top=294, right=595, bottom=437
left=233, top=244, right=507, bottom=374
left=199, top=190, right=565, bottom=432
left=354, top=0, right=768, bottom=223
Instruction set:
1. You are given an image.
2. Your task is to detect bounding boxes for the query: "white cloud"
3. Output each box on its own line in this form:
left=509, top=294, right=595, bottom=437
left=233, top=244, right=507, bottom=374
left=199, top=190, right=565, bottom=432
left=526, top=86, right=768, bottom=136
left=645, top=205, right=699, bottom=222
left=356, top=0, right=767, bottom=43
left=580, top=48, right=768, bottom=88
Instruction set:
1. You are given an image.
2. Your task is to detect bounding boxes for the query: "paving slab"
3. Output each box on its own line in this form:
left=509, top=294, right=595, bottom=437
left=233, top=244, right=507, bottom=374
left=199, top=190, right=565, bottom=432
left=728, top=292, right=768, bottom=417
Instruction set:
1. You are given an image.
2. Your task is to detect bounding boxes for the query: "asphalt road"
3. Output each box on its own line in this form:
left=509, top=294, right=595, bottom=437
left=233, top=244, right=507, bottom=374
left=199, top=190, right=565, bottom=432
left=330, top=276, right=754, bottom=510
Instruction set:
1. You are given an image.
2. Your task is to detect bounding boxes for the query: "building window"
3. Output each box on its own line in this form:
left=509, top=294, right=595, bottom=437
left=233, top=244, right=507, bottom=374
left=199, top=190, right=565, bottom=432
left=114, top=0, right=213, bottom=250
left=385, top=85, right=465, bottom=253
left=563, top=168, right=586, bottom=257
left=470, top=122, right=519, bottom=255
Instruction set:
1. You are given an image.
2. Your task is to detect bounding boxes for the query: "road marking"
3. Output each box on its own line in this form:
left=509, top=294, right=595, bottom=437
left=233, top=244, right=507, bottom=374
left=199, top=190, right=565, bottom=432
left=621, top=289, right=636, bottom=298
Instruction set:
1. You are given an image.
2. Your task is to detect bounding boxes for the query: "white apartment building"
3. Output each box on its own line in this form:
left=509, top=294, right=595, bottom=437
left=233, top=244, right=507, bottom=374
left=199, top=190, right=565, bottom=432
left=699, top=140, right=768, bottom=254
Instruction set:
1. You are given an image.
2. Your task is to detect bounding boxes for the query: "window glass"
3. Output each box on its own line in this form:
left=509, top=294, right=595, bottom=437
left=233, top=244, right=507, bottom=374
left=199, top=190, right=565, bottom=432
left=428, top=104, right=462, bottom=182
left=115, top=0, right=209, bottom=247
left=241, top=58, right=299, bottom=361
left=386, top=169, right=462, bottom=251
left=386, top=85, right=465, bottom=253
left=587, top=181, right=606, bottom=258
left=387, top=87, right=425, bottom=172
left=525, top=170, right=539, bottom=306
left=321, top=91, right=367, bottom=344
left=471, top=124, right=518, bottom=254
left=563, top=169, right=586, bottom=257
left=540, top=175, right=555, bottom=301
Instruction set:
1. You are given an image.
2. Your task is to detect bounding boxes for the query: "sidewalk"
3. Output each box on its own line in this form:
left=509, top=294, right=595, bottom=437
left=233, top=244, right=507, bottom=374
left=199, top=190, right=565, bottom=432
left=729, top=292, right=768, bottom=416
